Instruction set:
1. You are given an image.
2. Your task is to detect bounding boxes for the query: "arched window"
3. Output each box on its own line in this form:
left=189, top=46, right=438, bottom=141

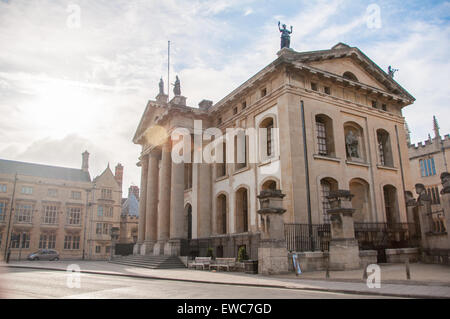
left=259, top=117, right=275, bottom=158
left=216, top=194, right=227, bottom=234
left=344, top=122, right=366, bottom=162
left=315, top=114, right=335, bottom=157
left=377, top=129, right=393, bottom=167
left=235, top=187, right=249, bottom=233
left=349, top=178, right=372, bottom=222
left=343, top=71, right=358, bottom=81
left=320, top=178, right=338, bottom=223
left=262, top=179, right=277, bottom=191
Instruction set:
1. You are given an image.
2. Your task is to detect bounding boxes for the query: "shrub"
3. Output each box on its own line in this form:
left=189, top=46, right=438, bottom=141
left=237, top=246, right=248, bottom=262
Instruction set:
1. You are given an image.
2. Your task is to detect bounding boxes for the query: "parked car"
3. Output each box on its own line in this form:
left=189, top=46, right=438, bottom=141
left=27, top=249, right=60, bottom=261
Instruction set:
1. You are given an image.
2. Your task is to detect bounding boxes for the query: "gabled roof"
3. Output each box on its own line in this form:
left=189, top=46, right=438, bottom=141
left=0, top=159, right=91, bottom=182
left=211, top=43, right=415, bottom=112
left=93, top=164, right=120, bottom=188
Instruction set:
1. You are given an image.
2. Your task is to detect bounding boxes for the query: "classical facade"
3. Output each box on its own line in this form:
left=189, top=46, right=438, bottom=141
left=408, top=116, right=449, bottom=232
left=133, top=43, right=415, bottom=257
left=0, top=152, right=122, bottom=261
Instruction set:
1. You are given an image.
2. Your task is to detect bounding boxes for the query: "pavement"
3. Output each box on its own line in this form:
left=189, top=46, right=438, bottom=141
left=1, top=260, right=449, bottom=298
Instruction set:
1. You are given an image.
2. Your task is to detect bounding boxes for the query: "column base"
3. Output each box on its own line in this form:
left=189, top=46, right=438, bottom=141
left=153, top=240, right=167, bottom=256
left=140, top=240, right=156, bottom=255
left=133, top=243, right=142, bottom=255
left=164, top=239, right=181, bottom=256
left=328, top=239, right=361, bottom=271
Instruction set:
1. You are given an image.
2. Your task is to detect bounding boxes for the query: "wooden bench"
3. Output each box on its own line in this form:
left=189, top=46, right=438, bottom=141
left=209, top=258, right=236, bottom=272
left=188, top=257, right=212, bottom=270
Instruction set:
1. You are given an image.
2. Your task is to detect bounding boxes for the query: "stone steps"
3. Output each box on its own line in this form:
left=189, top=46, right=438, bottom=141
left=109, top=255, right=186, bottom=269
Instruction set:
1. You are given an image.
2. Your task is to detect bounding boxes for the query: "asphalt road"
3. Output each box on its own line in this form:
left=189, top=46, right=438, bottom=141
left=0, top=268, right=389, bottom=299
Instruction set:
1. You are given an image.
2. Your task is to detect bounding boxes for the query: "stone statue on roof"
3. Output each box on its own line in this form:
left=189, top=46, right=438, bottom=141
left=158, top=77, right=164, bottom=95
left=173, top=75, right=181, bottom=96
left=278, top=21, right=293, bottom=49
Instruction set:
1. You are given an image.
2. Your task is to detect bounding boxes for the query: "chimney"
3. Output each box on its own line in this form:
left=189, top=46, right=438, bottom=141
left=128, top=185, right=140, bottom=200
left=115, top=163, right=124, bottom=188
left=82, top=151, right=89, bottom=172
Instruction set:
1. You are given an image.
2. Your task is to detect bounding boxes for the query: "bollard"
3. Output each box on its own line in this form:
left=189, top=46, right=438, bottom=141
left=405, top=260, right=411, bottom=280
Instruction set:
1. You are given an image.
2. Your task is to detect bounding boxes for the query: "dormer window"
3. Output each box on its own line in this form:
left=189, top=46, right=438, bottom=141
left=218, top=117, right=222, bottom=125
left=242, top=101, right=247, bottom=109
left=343, top=71, right=358, bottom=82
left=324, top=86, right=331, bottom=95
left=311, top=82, right=318, bottom=91
left=233, top=107, right=238, bottom=115
left=382, top=104, right=387, bottom=111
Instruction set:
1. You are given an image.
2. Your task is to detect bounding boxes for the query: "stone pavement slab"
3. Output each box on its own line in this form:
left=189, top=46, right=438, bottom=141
left=1, top=260, right=449, bottom=298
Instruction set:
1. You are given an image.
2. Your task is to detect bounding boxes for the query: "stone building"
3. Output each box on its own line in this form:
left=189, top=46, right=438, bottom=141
left=119, top=186, right=139, bottom=244
left=133, top=43, right=415, bottom=258
left=408, top=116, right=449, bottom=232
left=86, top=164, right=123, bottom=260
left=0, top=152, right=122, bottom=261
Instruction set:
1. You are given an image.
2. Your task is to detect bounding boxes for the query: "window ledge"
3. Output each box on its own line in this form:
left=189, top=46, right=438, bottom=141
left=313, top=154, right=341, bottom=163
left=215, top=175, right=229, bottom=182
left=345, top=160, right=369, bottom=168
left=258, top=156, right=280, bottom=167
left=184, top=188, right=192, bottom=193
left=376, top=165, right=398, bottom=171
left=233, top=165, right=251, bottom=176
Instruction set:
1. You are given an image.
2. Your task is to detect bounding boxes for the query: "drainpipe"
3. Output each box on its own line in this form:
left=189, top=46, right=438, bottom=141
left=395, top=125, right=407, bottom=220
left=300, top=100, right=314, bottom=251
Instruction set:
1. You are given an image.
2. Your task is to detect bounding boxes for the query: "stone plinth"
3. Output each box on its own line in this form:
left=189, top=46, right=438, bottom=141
left=170, top=95, right=186, bottom=106
left=164, top=239, right=182, bottom=256
left=133, top=243, right=141, bottom=255
left=257, top=190, right=289, bottom=275
left=326, top=190, right=361, bottom=270
left=153, top=240, right=166, bottom=256
left=156, top=93, right=168, bottom=104
left=140, top=240, right=155, bottom=255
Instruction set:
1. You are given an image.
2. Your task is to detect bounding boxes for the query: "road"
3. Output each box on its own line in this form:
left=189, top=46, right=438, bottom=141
left=0, top=268, right=388, bottom=299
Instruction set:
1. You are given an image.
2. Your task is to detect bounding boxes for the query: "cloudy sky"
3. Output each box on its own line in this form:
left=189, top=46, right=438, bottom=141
left=0, top=0, right=449, bottom=193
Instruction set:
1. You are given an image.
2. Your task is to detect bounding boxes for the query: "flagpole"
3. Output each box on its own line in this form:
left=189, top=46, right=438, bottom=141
left=168, top=40, right=170, bottom=101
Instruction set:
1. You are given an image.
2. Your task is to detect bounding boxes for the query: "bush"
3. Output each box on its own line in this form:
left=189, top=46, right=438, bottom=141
left=237, top=246, right=248, bottom=262
left=206, top=247, right=214, bottom=259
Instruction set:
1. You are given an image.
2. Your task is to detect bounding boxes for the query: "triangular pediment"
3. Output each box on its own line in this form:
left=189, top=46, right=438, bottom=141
left=93, top=165, right=119, bottom=189
left=280, top=43, right=415, bottom=101
left=132, top=101, right=168, bottom=145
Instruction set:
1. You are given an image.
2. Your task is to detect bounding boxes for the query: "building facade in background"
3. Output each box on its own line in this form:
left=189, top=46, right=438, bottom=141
left=119, top=186, right=139, bottom=244
left=408, top=116, right=449, bottom=232
left=133, top=43, right=416, bottom=257
left=0, top=152, right=123, bottom=261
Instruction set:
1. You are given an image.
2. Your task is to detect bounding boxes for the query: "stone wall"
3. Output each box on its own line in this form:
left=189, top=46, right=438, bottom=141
left=385, top=248, right=419, bottom=263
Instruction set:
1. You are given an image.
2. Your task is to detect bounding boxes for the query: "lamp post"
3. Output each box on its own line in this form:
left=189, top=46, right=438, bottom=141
left=82, top=189, right=91, bottom=260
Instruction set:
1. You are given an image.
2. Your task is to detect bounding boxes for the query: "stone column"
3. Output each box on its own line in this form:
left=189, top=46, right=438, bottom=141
left=153, top=141, right=172, bottom=255
left=133, top=155, right=148, bottom=255
left=327, top=190, right=361, bottom=270
left=141, top=149, right=159, bottom=255
left=257, top=189, right=289, bottom=275
left=164, top=156, right=185, bottom=256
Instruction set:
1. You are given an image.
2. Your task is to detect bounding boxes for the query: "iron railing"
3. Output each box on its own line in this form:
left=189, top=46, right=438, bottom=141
left=284, top=223, right=330, bottom=252
left=284, top=222, right=421, bottom=253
